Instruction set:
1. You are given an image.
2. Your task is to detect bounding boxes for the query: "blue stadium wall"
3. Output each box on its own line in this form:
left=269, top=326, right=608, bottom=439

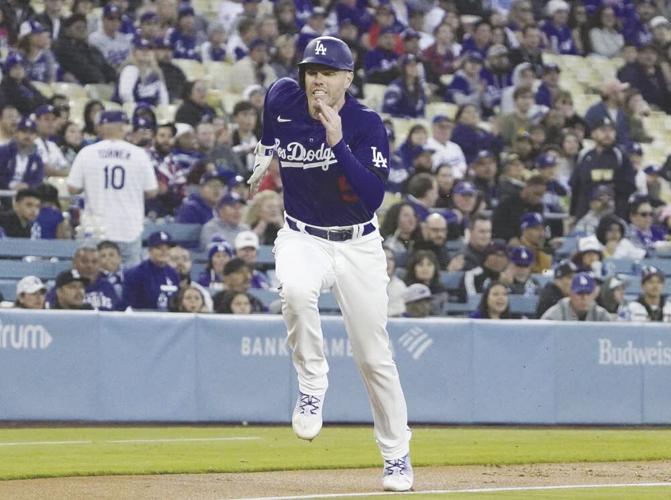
left=0, top=309, right=670, bottom=424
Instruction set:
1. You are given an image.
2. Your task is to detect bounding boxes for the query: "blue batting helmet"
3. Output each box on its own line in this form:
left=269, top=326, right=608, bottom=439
left=298, top=36, right=354, bottom=88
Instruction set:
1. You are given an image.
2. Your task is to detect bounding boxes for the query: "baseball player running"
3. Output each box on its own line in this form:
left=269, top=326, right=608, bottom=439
left=248, top=36, right=412, bottom=492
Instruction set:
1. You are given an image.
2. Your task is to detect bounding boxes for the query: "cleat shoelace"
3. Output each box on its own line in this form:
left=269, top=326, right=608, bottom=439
left=298, top=394, right=321, bottom=415
left=384, top=456, right=409, bottom=476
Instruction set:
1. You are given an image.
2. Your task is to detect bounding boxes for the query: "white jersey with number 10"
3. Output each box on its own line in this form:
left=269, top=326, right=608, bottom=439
left=67, top=139, right=158, bottom=242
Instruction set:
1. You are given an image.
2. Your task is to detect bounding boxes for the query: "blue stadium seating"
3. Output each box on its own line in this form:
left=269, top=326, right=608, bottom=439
left=0, top=260, right=71, bottom=280
left=142, top=222, right=201, bottom=248
left=0, top=238, right=79, bottom=259
left=508, top=295, right=539, bottom=316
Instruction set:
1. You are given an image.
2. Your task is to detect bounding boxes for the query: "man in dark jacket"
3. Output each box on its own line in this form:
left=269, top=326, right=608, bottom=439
left=154, top=36, right=187, bottom=102
left=53, top=14, right=116, bottom=84
left=0, top=115, right=44, bottom=191
left=618, top=44, right=671, bottom=114
left=492, top=174, right=546, bottom=243
left=123, top=231, right=180, bottom=311
left=0, top=52, right=47, bottom=115
left=569, top=116, right=636, bottom=219
left=0, top=187, right=41, bottom=238
left=49, top=269, right=94, bottom=310
left=535, top=260, right=576, bottom=318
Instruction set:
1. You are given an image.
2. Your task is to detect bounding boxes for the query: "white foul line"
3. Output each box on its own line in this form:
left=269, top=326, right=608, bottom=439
left=0, top=440, right=93, bottom=447
left=0, top=437, right=260, bottom=447
left=233, top=482, right=671, bottom=500
left=106, top=437, right=261, bottom=444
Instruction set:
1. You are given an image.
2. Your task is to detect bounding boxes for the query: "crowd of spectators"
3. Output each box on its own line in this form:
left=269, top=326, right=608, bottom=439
left=0, top=0, right=670, bottom=322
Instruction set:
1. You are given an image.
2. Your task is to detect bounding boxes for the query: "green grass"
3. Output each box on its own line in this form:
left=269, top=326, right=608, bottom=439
left=0, top=426, right=670, bottom=480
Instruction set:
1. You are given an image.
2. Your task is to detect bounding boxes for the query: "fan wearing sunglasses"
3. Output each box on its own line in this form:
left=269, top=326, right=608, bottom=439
left=625, top=195, right=671, bottom=255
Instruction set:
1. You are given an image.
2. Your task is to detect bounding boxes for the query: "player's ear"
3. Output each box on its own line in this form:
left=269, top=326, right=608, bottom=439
left=344, top=71, right=354, bottom=90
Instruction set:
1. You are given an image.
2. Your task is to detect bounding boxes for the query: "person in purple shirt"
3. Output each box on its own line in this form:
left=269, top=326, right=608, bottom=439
left=363, top=28, right=400, bottom=85
left=623, top=0, right=655, bottom=46
left=541, top=1, right=577, bottom=54
left=381, top=54, right=427, bottom=118
left=246, top=36, right=413, bottom=492
left=461, top=20, right=492, bottom=60
left=174, top=172, right=225, bottom=224
left=0, top=115, right=44, bottom=190
left=123, top=230, right=180, bottom=311
left=169, top=6, right=201, bottom=61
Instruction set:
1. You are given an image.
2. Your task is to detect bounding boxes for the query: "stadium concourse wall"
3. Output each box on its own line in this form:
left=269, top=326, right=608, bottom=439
left=0, top=309, right=670, bottom=425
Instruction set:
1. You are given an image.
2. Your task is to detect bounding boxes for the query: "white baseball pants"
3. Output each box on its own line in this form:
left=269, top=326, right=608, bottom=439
left=274, top=223, right=411, bottom=460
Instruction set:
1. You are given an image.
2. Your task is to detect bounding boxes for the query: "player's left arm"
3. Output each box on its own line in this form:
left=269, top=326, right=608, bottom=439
left=318, top=101, right=387, bottom=211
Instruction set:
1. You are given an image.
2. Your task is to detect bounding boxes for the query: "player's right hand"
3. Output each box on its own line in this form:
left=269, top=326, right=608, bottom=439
left=248, top=142, right=274, bottom=197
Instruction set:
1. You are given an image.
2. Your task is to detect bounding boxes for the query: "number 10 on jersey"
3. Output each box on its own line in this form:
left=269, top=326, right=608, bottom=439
left=104, top=165, right=126, bottom=190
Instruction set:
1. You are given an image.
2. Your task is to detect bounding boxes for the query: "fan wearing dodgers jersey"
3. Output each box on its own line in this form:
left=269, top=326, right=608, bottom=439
left=247, top=36, right=413, bottom=492
left=67, top=110, right=158, bottom=267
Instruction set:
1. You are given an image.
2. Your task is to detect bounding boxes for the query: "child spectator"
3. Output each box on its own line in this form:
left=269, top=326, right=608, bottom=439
left=173, top=284, right=211, bottom=313
left=0, top=188, right=41, bottom=238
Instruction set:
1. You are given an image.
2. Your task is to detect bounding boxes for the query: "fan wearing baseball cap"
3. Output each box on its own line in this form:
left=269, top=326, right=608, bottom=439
left=625, top=266, right=671, bottom=322
left=500, top=246, right=540, bottom=295
left=14, top=276, right=47, bottom=309
left=48, top=269, right=94, bottom=310
left=0, top=52, right=47, bottom=115
left=541, top=272, right=611, bottom=321
left=123, top=231, right=180, bottom=311
left=518, top=212, right=552, bottom=273
left=536, top=259, right=577, bottom=318
left=459, top=239, right=509, bottom=302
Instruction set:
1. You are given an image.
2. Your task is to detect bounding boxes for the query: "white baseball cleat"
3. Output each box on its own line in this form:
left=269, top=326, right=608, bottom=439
left=382, top=453, right=414, bottom=492
left=292, top=391, right=324, bottom=441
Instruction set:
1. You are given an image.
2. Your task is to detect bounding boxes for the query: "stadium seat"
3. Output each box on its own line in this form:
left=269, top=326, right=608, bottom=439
left=426, top=102, right=458, bottom=121
left=155, top=104, right=177, bottom=123
left=52, top=82, right=88, bottom=100
left=205, top=62, right=233, bottom=91
left=31, top=80, right=53, bottom=98
left=0, top=280, right=17, bottom=302
left=205, top=88, right=225, bottom=114
left=362, top=83, right=386, bottom=112
left=642, top=258, right=671, bottom=276
left=172, top=58, right=206, bottom=81
left=0, top=260, right=71, bottom=280
left=440, top=271, right=464, bottom=291
left=85, top=83, right=115, bottom=101
left=256, top=245, right=274, bottom=267
left=0, top=238, right=79, bottom=259
left=508, top=295, right=539, bottom=317
left=222, top=91, right=244, bottom=115
left=191, top=262, right=206, bottom=278
left=318, top=292, right=340, bottom=314
left=142, top=222, right=201, bottom=248
left=248, top=288, right=280, bottom=311
left=603, top=258, right=637, bottom=275
left=445, top=295, right=480, bottom=316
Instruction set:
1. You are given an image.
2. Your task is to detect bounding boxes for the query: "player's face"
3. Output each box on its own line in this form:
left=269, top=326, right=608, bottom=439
left=304, top=65, right=353, bottom=119
left=57, top=281, right=86, bottom=308
left=181, top=287, right=204, bottom=312
left=74, top=249, right=100, bottom=281
left=18, top=290, right=46, bottom=309
left=99, top=247, right=121, bottom=273
left=169, top=247, right=191, bottom=274
left=487, top=284, right=508, bottom=316
left=230, top=293, right=252, bottom=314
left=642, top=276, right=664, bottom=298
left=14, top=196, right=41, bottom=222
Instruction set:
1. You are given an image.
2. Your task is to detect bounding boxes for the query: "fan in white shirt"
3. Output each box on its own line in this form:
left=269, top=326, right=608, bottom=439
left=67, top=110, right=158, bottom=267
left=425, top=115, right=467, bottom=179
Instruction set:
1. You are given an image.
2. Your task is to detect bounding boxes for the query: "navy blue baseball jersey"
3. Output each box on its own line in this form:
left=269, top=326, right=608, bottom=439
left=260, top=78, right=389, bottom=227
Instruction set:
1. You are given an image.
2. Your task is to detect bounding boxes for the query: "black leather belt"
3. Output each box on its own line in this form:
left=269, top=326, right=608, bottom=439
left=286, top=218, right=375, bottom=241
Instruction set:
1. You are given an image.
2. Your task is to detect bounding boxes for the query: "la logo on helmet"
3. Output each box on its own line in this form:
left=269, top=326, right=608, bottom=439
left=315, top=41, right=327, bottom=55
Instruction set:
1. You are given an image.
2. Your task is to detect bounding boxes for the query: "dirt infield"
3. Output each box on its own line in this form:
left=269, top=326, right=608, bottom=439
left=1, top=460, right=670, bottom=499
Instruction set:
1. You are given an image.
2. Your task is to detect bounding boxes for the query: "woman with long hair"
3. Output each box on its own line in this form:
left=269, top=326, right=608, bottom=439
left=17, top=19, right=57, bottom=83
left=197, top=241, right=234, bottom=295
left=381, top=202, right=423, bottom=254
left=450, top=103, right=503, bottom=164
left=82, top=99, right=104, bottom=142
left=58, top=121, right=84, bottom=165
left=117, top=37, right=169, bottom=106
left=470, top=281, right=511, bottom=319
left=397, top=123, right=428, bottom=171
left=173, top=284, right=210, bottom=313
left=403, top=249, right=448, bottom=315
left=382, top=54, right=427, bottom=118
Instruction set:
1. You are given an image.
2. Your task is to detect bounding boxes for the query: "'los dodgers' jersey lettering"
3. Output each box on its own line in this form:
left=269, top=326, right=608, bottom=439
left=261, top=78, right=389, bottom=226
